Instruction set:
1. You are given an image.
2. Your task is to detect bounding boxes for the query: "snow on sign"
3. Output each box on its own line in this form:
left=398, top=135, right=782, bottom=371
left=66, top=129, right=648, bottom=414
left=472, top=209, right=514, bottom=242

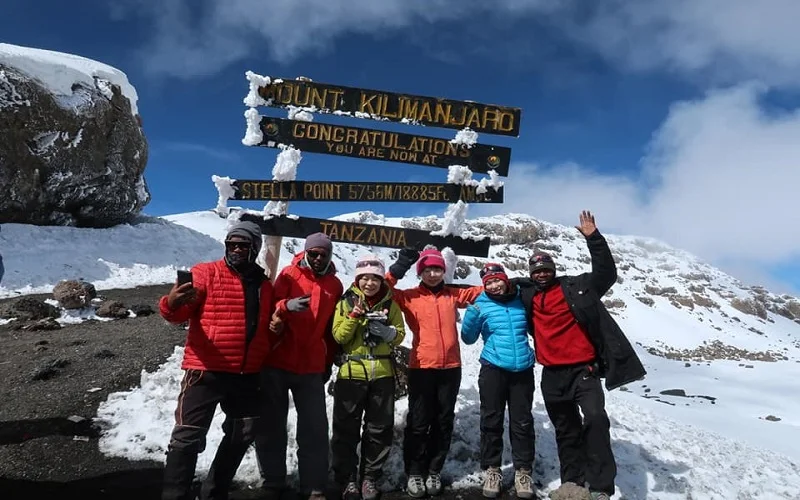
left=229, top=73, right=523, bottom=259
left=238, top=213, right=491, bottom=257
left=254, top=117, right=511, bottom=175
left=255, top=79, right=521, bottom=137
left=230, top=179, right=504, bottom=204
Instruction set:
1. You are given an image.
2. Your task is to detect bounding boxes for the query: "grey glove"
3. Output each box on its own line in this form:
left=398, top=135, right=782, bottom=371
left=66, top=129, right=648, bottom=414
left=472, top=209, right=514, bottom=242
left=367, top=320, right=397, bottom=343
left=286, top=295, right=311, bottom=312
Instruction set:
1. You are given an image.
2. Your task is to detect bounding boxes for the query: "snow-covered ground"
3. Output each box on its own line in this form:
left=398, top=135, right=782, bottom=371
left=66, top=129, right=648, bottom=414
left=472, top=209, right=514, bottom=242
left=1, top=209, right=799, bottom=499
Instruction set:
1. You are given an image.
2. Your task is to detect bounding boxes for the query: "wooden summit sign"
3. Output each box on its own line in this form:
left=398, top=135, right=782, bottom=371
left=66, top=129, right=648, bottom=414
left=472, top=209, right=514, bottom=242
left=258, top=117, right=511, bottom=175
left=232, top=179, right=503, bottom=204
left=257, top=79, right=521, bottom=137
left=238, top=213, right=491, bottom=257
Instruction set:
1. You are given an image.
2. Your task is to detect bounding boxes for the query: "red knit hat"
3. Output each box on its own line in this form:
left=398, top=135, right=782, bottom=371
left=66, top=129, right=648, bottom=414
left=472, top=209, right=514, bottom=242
left=480, top=262, right=510, bottom=288
left=416, top=248, right=446, bottom=275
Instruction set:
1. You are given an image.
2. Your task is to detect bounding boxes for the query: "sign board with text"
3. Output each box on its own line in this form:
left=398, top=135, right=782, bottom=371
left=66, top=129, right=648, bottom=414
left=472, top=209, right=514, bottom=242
left=238, top=213, right=491, bottom=257
left=257, top=117, right=511, bottom=175
left=257, top=79, right=521, bottom=137
left=231, top=179, right=503, bottom=203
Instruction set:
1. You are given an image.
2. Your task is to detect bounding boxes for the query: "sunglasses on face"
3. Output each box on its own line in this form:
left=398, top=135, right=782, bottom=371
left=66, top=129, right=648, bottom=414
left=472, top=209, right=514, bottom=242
left=225, top=241, right=251, bottom=251
left=479, top=264, right=505, bottom=278
left=356, top=260, right=382, bottom=268
left=529, top=254, right=554, bottom=265
left=306, top=250, right=329, bottom=260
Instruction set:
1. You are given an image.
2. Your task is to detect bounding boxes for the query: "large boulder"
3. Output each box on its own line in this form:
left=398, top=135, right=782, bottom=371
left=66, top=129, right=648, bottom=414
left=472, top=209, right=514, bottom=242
left=0, top=43, right=149, bottom=227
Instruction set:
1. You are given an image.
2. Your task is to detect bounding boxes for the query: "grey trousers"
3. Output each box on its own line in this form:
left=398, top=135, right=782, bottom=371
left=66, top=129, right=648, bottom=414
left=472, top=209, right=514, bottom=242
left=254, top=367, right=330, bottom=493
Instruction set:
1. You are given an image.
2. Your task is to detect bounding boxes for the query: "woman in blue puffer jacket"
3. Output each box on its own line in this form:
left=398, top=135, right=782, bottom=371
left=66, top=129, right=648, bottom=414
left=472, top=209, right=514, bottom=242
left=461, top=263, right=536, bottom=500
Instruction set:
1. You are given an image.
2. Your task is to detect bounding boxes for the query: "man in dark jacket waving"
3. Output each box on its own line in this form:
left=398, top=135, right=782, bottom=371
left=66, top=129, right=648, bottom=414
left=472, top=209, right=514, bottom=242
left=515, top=211, right=646, bottom=500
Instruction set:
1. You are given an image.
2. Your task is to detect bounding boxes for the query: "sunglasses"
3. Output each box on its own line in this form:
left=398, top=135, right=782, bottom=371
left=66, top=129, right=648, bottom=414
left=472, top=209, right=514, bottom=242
left=306, top=250, right=329, bottom=260
left=356, top=260, right=383, bottom=268
left=529, top=254, right=554, bottom=264
left=479, top=264, right=505, bottom=278
left=225, top=241, right=251, bottom=251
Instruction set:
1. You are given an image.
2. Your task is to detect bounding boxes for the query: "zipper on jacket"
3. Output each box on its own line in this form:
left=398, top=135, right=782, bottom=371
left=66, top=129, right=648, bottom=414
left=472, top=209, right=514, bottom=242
left=435, top=295, right=445, bottom=366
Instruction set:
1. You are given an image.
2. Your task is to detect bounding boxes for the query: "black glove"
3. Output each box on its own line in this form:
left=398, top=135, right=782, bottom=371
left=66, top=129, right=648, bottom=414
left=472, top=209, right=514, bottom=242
left=366, top=320, right=397, bottom=344
left=285, top=295, right=311, bottom=312
left=389, top=247, right=420, bottom=280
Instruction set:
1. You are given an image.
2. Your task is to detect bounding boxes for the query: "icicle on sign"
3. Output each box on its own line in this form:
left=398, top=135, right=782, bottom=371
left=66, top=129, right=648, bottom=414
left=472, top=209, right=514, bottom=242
left=257, top=79, right=521, bottom=137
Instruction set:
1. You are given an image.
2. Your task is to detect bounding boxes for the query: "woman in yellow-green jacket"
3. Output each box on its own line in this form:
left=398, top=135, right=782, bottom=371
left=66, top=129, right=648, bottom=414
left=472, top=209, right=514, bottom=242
left=331, top=254, right=406, bottom=500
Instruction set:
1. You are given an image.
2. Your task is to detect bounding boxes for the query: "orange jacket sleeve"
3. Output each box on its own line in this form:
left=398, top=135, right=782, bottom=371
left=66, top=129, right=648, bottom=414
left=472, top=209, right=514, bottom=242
left=454, top=285, right=483, bottom=308
left=384, top=271, right=408, bottom=307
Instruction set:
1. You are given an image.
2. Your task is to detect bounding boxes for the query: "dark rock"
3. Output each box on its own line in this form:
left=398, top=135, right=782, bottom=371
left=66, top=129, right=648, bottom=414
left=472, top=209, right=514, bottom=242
left=96, top=300, right=129, bottom=319
left=31, top=358, right=71, bottom=381
left=0, top=58, right=149, bottom=227
left=0, top=296, right=59, bottom=320
left=660, top=389, right=687, bottom=397
left=94, top=349, right=116, bottom=359
left=636, top=296, right=655, bottom=307
left=53, top=280, right=97, bottom=309
left=130, top=304, right=155, bottom=317
left=20, top=317, right=62, bottom=331
left=765, top=415, right=781, bottom=422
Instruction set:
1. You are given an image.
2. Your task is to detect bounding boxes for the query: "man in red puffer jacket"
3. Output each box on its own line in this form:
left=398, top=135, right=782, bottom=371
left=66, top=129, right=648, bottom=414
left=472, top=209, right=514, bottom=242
left=255, top=232, right=344, bottom=500
left=159, top=221, right=274, bottom=500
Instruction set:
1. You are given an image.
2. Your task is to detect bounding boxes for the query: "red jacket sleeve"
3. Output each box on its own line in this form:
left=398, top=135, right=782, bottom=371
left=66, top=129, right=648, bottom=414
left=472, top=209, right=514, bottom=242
left=272, top=269, right=293, bottom=315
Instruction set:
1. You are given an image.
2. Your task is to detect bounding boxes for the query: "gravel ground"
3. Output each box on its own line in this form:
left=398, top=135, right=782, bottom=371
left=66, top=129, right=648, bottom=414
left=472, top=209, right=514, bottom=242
left=0, top=284, right=500, bottom=500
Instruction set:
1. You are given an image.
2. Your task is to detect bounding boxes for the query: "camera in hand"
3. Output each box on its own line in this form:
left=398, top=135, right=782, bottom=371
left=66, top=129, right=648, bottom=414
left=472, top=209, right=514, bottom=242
left=177, top=270, right=193, bottom=286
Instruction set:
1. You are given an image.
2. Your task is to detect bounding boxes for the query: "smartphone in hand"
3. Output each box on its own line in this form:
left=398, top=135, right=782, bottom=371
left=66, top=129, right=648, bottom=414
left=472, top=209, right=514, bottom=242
left=177, top=270, right=193, bottom=286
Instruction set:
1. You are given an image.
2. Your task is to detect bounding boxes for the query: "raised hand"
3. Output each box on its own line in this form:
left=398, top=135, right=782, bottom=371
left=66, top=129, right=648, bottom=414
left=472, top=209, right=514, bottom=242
left=575, top=210, right=597, bottom=237
left=351, top=298, right=366, bottom=317
left=167, top=281, right=197, bottom=309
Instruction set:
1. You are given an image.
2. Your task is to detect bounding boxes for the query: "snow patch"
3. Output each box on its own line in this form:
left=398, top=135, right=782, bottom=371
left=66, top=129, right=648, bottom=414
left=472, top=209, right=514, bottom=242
left=0, top=42, right=139, bottom=116
left=0, top=68, right=30, bottom=108
left=243, top=71, right=270, bottom=107
left=241, top=108, right=263, bottom=146
left=432, top=200, right=469, bottom=237
left=450, top=127, right=478, bottom=147
left=212, top=175, right=237, bottom=217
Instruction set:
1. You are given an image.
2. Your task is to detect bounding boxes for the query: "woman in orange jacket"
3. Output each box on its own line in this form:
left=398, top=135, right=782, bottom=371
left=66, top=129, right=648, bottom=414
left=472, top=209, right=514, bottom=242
left=385, top=246, right=482, bottom=498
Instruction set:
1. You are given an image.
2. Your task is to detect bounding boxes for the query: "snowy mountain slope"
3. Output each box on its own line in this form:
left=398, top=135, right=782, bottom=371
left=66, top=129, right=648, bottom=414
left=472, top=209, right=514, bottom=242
left=2, top=209, right=799, bottom=498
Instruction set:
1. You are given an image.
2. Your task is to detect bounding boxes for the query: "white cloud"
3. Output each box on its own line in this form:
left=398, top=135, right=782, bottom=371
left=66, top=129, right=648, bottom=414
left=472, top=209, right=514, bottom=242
left=477, top=84, right=800, bottom=293
left=566, top=0, right=800, bottom=88
left=116, top=0, right=800, bottom=87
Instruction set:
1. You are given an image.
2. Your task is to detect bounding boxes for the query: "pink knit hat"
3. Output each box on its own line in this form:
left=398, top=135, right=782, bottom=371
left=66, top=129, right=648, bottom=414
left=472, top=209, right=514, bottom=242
left=416, top=248, right=446, bottom=275
left=355, top=254, right=385, bottom=279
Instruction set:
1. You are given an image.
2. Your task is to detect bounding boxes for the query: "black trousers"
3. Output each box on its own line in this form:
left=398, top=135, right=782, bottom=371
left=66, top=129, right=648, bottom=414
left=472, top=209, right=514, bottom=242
left=330, top=376, right=396, bottom=483
left=478, top=363, right=535, bottom=471
left=403, top=367, right=461, bottom=476
left=162, top=370, right=260, bottom=500
left=254, top=367, right=329, bottom=493
left=541, top=364, right=616, bottom=495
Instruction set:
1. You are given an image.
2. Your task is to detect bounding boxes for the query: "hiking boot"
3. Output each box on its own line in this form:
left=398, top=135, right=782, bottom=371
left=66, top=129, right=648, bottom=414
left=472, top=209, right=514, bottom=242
left=406, top=475, right=426, bottom=498
left=514, top=468, right=534, bottom=499
left=589, top=492, right=611, bottom=500
left=260, top=484, right=284, bottom=500
left=361, top=478, right=379, bottom=500
left=309, top=489, right=327, bottom=500
left=482, top=467, right=502, bottom=498
left=425, top=473, right=442, bottom=496
left=342, top=481, right=360, bottom=500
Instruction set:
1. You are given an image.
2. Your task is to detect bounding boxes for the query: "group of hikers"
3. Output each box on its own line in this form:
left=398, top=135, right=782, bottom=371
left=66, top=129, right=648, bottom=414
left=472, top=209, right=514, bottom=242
left=158, top=210, right=646, bottom=500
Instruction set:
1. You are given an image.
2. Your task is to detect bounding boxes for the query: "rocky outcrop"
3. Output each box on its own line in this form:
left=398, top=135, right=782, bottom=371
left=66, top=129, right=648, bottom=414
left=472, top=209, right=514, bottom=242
left=0, top=49, right=149, bottom=227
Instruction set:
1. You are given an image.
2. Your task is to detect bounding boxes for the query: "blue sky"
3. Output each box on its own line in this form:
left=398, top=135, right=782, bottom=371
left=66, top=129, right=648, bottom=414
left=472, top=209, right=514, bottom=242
left=3, top=0, right=800, bottom=294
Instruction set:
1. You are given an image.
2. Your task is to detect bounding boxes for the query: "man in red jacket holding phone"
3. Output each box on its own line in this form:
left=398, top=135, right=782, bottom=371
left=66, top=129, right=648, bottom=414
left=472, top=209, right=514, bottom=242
left=255, top=232, right=344, bottom=500
left=159, top=221, right=273, bottom=500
